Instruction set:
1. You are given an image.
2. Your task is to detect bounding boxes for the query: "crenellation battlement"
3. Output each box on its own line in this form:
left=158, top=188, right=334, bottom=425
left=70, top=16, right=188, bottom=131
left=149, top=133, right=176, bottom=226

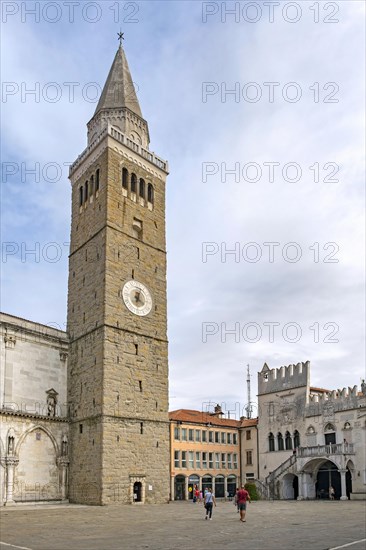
left=309, top=385, right=361, bottom=403
left=258, top=360, right=310, bottom=395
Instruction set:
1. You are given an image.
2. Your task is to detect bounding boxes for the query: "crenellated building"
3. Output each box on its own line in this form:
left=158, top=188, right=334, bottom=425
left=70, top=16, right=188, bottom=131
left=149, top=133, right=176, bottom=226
left=257, top=361, right=366, bottom=500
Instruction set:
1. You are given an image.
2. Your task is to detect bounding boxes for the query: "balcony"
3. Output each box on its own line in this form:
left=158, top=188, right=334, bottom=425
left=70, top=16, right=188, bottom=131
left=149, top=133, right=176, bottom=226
left=297, top=443, right=354, bottom=458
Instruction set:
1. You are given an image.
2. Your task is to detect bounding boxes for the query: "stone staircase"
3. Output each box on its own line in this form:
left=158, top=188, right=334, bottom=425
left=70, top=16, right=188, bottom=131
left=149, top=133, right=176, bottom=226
left=263, top=455, right=297, bottom=499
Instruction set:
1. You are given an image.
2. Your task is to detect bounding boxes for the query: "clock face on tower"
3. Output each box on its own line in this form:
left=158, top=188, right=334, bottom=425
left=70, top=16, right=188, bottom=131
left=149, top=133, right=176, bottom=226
left=122, top=280, right=153, bottom=316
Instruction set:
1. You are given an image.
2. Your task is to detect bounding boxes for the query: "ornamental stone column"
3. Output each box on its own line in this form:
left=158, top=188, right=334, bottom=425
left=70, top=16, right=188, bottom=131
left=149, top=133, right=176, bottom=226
left=224, top=477, right=228, bottom=499
left=57, top=457, right=69, bottom=500
left=297, top=472, right=304, bottom=500
left=211, top=476, right=216, bottom=495
left=339, top=469, right=348, bottom=500
left=184, top=476, right=189, bottom=500
left=4, top=456, right=19, bottom=506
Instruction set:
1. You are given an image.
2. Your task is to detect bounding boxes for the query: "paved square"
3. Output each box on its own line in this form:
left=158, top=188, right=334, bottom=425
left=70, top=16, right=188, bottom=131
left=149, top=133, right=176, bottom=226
left=1, top=500, right=365, bottom=550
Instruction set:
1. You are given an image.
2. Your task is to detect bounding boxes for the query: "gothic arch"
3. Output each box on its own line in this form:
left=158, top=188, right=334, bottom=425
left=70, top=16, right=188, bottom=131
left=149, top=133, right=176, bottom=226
left=346, top=459, right=355, bottom=474
left=15, top=425, right=59, bottom=458
left=306, top=425, right=316, bottom=435
left=0, top=437, right=5, bottom=465
left=324, top=423, right=336, bottom=432
left=302, top=457, right=341, bottom=476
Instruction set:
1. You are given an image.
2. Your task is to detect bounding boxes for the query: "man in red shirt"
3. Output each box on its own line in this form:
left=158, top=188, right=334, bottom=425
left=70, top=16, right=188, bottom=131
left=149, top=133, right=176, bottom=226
left=237, top=485, right=250, bottom=522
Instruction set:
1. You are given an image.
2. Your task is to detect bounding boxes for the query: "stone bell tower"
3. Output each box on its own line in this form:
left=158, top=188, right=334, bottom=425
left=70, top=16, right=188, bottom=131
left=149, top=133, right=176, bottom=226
left=67, top=43, right=170, bottom=505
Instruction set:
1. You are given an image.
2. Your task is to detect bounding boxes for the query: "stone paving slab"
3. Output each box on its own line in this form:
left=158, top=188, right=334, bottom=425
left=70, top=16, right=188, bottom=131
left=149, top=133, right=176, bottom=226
left=0, top=500, right=365, bottom=550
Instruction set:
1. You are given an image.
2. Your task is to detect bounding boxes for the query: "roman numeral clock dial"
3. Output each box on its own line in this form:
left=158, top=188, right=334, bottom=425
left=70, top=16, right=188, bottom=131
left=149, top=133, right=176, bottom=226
left=122, top=280, right=153, bottom=316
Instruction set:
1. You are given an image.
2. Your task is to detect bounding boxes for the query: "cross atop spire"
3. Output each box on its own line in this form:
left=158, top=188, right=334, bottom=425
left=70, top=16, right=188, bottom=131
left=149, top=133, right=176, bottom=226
left=117, top=31, right=124, bottom=47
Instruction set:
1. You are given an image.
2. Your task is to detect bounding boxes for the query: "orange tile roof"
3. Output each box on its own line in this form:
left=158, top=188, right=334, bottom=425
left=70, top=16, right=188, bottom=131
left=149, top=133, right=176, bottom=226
left=169, top=409, right=240, bottom=427
left=169, top=409, right=257, bottom=428
left=240, top=418, right=258, bottom=428
left=310, top=387, right=330, bottom=393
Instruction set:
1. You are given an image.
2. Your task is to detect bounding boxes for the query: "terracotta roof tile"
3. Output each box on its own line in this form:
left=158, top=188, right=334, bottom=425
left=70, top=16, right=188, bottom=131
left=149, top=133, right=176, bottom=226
left=169, top=409, right=241, bottom=428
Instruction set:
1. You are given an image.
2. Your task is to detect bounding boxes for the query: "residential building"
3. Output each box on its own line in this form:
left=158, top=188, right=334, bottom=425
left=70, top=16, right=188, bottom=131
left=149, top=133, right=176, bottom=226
left=169, top=406, right=257, bottom=500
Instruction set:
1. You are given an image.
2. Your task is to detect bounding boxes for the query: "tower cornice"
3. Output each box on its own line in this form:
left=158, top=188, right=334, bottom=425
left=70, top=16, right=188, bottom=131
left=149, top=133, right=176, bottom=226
left=69, top=124, right=168, bottom=180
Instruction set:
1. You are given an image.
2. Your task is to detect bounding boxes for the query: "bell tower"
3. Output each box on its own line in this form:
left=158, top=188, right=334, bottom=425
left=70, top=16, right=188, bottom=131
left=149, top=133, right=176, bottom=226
left=67, top=43, right=170, bottom=504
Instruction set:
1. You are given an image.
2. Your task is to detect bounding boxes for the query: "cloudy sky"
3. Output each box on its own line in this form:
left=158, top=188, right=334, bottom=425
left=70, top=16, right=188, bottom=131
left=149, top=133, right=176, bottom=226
left=1, top=1, right=365, bottom=415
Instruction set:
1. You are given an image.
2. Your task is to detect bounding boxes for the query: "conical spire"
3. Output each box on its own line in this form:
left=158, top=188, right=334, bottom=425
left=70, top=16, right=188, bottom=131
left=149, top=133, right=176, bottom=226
left=94, top=45, right=142, bottom=117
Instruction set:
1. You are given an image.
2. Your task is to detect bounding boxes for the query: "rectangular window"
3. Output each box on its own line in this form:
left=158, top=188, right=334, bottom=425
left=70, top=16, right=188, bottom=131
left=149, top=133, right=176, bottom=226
left=174, top=427, right=180, bottom=440
left=227, top=453, right=232, bottom=469
left=209, top=431, right=214, bottom=443
left=246, top=430, right=251, bottom=440
left=227, top=432, right=232, bottom=444
left=215, top=432, right=220, bottom=443
left=202, top=452, right=207, bottom=469
left=195, top=430, right=201, bottom=442
left=215, top=453, right=220, bottom=469
left=209, top=452, right=213, bottom=469
left=233, top=433, right=237, bottom=445
left=174, top=450, right=180, bottom=468
left=188, top=429, right=194, bottom=442
left=202, top=430, right=207, bottom=442
left=221, top=453, right=226, bottom=468
left=233, top=453, right=238, bottom=469
left=246, top=451, right=253, bottom=465
left=181, top=428, right=187, bottom=441
left=189, top=451, right=194, bottom=469
left=181, top=451, right=187, bottom=468
left=221, top=432, right=226, bottom=444
left=196, top=452, right=201, bottom=469
left=246, top=473, right=255, bottom=480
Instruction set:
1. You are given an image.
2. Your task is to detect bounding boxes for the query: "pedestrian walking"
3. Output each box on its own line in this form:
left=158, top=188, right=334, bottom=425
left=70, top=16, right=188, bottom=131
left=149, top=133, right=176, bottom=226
left=234, top=488, right=240, bottom=513
left=237, top=485, right=250, bottom=523
left=204, top=487, right=216, bottom=520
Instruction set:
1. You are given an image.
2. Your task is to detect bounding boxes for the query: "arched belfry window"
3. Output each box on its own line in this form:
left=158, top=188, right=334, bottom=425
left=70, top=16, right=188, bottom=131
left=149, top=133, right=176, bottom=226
left=294, top=430, right=300, bottom=449
left=147, top=183, right=154, bottom=204
left=285, top=431, right=292, bottom=450
left=79, top=186, right=83, bottom=207
left=95, top=169, right=100, bottom=191
left=131, top=173, right=137, bottom=194
left=122, top=167, right=129, bottom=190
left=268, top=432, right=275, bottom=452
left=277, top=432, right=284, bottom=451
left=139, top=178, right=145, bottom=199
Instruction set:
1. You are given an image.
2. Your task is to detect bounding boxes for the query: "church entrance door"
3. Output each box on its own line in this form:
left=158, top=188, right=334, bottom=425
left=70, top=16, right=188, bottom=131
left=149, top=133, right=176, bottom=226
left=133, top=482, right=142, bottom=503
